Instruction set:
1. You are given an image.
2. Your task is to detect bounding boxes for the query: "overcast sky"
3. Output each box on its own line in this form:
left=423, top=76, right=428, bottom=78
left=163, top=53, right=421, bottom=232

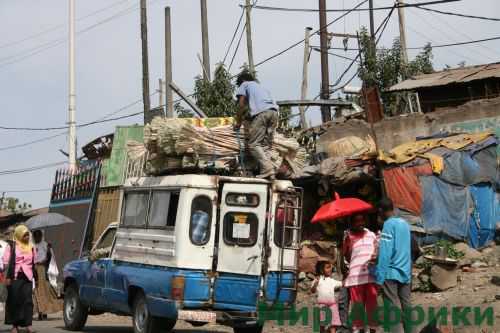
left=1, top=0, right=499, bottom=209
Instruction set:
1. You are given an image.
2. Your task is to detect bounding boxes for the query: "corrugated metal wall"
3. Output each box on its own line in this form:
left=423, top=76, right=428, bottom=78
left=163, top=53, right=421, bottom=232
left=93, top=187, right=121, bottom=242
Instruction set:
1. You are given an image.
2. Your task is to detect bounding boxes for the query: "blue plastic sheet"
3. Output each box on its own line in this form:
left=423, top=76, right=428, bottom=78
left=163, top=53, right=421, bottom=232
left=468, top=184, right=498, bottom=249
left=420, top=176, right=472, bottom=240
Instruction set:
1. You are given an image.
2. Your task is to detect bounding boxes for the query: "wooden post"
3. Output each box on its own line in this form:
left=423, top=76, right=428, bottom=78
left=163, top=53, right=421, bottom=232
left=318, top=0, right=331, bottom=123
left=245, top=0, right=255, bottom=74
left=165, top=7, right=174, bottom=117
left=140, top=0, right=151, bottom=122
left=200, top=0, right=211, bottom=81
left=299, top=27, right=313, bottom=129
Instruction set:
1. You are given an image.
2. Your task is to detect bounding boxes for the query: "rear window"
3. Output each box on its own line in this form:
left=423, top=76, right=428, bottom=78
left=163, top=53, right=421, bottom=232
left=189, top=196, right=212, bottom=245
left=226, top=193, right=259, bottom=207
left=149, top=191, right=180, bottom=228
left=122, top=192, right=149, bottom=227
left=223, top=212, right=258, bottom=246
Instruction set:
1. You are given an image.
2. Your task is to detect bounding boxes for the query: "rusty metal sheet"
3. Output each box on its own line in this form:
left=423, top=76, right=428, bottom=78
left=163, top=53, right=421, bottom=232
left=389, top=62, right=500, bottom=92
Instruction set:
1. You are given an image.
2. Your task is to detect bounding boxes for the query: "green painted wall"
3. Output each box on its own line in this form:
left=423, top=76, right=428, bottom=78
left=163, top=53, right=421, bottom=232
left=104, top=125, right=144, bottom=187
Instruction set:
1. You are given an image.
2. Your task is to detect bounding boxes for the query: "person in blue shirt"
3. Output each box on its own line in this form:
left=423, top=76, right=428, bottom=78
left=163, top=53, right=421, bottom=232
left=374, top=198, right=412, bottom=333
left=234, top=70, right=279, bottom=180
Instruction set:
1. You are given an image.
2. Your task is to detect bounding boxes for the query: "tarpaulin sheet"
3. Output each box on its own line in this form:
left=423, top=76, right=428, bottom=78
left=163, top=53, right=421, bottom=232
left=378, top=132, right=493, bottom=173
left=421, top=176, right=472, bottom=240
left=440, top=151, right=482, bottom=186
left=383, top=164, right=433, bottom=215
left=468, top=184, right=497, bottom=249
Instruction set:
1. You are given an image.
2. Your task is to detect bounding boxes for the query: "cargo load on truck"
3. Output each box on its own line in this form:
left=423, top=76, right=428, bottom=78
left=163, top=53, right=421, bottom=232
left=127, top=117, right=307, bottom=178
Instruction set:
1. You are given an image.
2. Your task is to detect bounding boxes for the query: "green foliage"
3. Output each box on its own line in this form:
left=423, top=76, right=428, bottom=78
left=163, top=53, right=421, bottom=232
left=358, top=27, right=435, bottom=115
left=193, top=63, right=237, bottom=117
left=1, top=197, right=32, bottom=213
left=174, top=102, right=194, bottom=118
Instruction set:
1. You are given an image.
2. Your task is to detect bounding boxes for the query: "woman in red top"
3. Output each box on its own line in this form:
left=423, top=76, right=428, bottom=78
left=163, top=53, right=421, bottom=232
left=3, top=225, right=36, bottom=333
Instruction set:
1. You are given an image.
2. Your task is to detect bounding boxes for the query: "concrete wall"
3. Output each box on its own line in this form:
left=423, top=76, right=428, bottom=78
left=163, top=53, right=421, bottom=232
left=318, top=97, right=500, bottom=152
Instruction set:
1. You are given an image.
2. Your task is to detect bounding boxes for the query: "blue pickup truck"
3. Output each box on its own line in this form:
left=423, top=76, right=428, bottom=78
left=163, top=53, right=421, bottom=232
left=63, top=175, right=302, bottom=333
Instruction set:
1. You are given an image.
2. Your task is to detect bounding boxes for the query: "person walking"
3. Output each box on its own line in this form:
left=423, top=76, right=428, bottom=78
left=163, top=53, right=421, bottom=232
left=342, top=214, right=378, bottom=333
left=3, top=225, right=36, bottom=333
left=374, top=198, right=413, bottom=333
left=33, top=230, right=62, bottom=320
left=234, top=70, right=279, bottom=180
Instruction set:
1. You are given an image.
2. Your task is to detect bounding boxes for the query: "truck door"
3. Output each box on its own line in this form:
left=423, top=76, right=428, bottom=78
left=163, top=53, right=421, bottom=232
left=80, top=226, right=116, bottom=309
left=214, top=183, right=268, bottom=310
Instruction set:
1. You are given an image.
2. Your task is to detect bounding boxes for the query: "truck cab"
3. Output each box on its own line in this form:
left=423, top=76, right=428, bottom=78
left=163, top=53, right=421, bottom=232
left=63, top=174, right=303, bottom=333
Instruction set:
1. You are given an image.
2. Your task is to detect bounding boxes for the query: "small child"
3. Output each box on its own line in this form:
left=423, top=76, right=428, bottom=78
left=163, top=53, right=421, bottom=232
left=311, top=260, right=343, bottom=333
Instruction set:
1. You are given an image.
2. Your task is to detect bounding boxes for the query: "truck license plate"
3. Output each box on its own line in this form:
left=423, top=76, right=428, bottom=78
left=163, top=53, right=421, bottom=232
left=178, top=310, right=216, bottom=323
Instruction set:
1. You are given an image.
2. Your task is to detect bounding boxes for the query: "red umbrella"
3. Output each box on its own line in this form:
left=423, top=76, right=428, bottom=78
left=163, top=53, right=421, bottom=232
left=311, top=192, right=374, bottom=224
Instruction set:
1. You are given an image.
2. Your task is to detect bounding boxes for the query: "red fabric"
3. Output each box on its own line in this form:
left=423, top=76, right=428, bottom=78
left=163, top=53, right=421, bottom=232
left=383, top=164, right=433, bottom=215
left=311, top=193, right=374, bottom=224
left=349, top=283, right=379, bottom=329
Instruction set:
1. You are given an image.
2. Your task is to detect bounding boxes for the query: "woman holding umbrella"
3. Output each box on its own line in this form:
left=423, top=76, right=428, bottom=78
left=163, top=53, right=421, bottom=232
left=2, top=225, right=36, bottom=333
left=33, top=230, right=62, bottom=320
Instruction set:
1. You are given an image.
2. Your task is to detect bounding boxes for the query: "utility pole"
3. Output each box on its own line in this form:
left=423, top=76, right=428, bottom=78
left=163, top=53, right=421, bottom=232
left=318, top=0, right=331, bottom=123
left=369, top=0, right=375, bottom=44
left=140, top=0, right=151, bottom=123
left=299, top=27, right=313, bottom=129
left=165, top=7, right=174, bottom=117
left=397, top=0, right=409, bottom=68
left=245, top=0, right=255, bottom=74
left=158, top=79, right=164, bottom=110
left=200, top=0, right=211, bottom=81
left=68, top=0, right=77, bottom=170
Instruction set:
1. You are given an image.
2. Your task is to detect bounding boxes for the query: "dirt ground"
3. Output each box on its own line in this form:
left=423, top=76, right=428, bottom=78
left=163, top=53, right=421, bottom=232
left=1, top=245, right=498, bottom=333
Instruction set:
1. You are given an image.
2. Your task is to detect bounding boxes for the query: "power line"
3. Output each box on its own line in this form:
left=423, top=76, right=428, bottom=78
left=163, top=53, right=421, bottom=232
left=0, top=161, right=66, bottom=176
left=229, top=21, right=247, bottom=71
left=415, top=5, right=500, bottom=22
left=0, top=132, right=67, bottom=151
left=247, top=0, right=459, bottom=13
left=223, top=7, right=246, bottom=64
left=254, top=0, right=369, bottom=68
left=0, top=0, right=160, bottom=69
left=0, top=0, right=132, bottom=50
left=2, top=188, right=52, bottom=193
left=311, top=47, right=357, bottom=62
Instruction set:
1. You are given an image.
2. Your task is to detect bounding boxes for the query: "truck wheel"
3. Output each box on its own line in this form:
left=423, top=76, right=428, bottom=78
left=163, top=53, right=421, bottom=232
left=132, top=292, right=176, bottom=333
left=233, top=324, right=264, bottom=333
left=63, top=284, right=88, bottom=331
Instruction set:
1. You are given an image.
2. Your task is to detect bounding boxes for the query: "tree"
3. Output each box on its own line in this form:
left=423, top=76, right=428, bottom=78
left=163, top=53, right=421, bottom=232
left=174, top=102, right=194, bottom=118
left=1, top=197, right=31, bottom=213
left=193, top=63, right=238, bottom=117
left=358, top=27, right=434, bottom=115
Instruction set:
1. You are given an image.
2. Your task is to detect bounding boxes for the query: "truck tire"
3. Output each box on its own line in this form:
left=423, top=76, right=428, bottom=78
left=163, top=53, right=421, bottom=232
left=233, top=324, right=264, bottom=333
left=132, top=292, right=176, bottom=333
left=63, top=284, right=88, bottom=331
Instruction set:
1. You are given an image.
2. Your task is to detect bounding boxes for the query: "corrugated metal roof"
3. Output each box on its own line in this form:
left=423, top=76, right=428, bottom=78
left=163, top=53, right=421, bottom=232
left=389, top=62, right=500, bottom=92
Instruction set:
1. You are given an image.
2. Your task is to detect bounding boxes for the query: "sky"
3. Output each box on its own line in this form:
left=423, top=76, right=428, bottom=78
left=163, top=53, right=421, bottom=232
left=1, top=0, right=499, bottom=209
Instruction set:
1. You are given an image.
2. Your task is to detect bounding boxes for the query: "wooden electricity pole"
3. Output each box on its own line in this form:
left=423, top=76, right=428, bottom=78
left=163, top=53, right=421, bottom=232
left=299, top=27, right=313, bottom=129
left=245, top=0, right=255, bottom=74
left=318, top=0, right=331, bottom=123
left=165, top=6, right=174, bottom=117
left=200, top=0, right=211, bottom=81
left=397, top=0, right=409, bottom=68
left=140, top=0, right=151, bottom=122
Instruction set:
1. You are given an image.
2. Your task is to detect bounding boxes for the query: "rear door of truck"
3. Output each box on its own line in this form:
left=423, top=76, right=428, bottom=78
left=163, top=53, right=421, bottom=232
left=213, top=182, right=268, bottom=311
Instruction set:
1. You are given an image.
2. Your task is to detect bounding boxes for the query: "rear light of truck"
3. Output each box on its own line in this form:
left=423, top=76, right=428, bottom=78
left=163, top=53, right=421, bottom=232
left=171, top=276, right=185, bottom=301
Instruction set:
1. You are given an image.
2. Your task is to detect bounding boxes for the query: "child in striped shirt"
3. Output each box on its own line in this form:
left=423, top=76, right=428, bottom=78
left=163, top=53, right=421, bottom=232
left=342, top=214, right=378, bottom=333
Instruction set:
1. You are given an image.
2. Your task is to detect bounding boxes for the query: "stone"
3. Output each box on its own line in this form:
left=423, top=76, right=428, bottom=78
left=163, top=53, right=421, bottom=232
left=491, top=276, right=500, bottom=286
left=415, top=256, right=426, bottom=266
left=419, top=273, right=430, bottom=283
left=471, top=261, right=488, bottom=268
left=454, top=242, right=482, bottom=262
left=481, top=247, right=493, bottom=255
left=430, top=264, right=458, bottom=291
left=298, top=271, right=307, bottom=281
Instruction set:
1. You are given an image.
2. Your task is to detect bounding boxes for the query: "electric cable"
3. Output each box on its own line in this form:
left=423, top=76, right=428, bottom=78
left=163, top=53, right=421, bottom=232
left=415, top=5, right=500, bottom=22
left=223, top=7, right=246, bottom=65
left=0, top=161, right=66, bottom=176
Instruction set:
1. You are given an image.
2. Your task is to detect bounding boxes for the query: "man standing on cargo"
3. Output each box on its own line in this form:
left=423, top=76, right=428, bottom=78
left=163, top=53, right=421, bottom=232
left=374, top=198, right=413, bottom=333
left=235, top=70, right=279, bottom=180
